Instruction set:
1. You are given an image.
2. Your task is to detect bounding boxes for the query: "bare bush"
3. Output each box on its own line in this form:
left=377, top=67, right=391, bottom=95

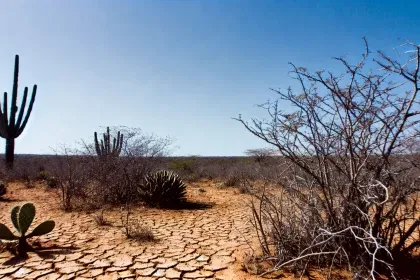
left=237, top=39, right=420, bottom=279
left=93, top=208, right=109, bottom=226
left=79, top=126, right=175, bottom=207
left=107, top=126, right=175, bottom=158
left=120, top=204, right=155, bottom=241
left=50, top=145, right=92, bottom=211
left=245, top=148, right=277, bottom=164
left=223, top=173, right=242, bottom=187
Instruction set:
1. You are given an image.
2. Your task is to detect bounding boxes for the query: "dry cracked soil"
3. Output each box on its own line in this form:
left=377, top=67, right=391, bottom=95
left=0, top=180, right=261, bottom=280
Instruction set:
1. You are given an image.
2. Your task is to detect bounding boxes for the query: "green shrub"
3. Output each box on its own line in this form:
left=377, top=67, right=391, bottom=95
left=169, top=159, right=195, bottom=173
left=139, top=170, right=186, bottom=208
left=37, top=170, right=50, bottom=181
left=46, top=176, right=59, bottom=188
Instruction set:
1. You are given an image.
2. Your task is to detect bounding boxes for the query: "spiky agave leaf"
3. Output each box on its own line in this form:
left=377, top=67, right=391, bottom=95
left=0, top=223, right=17, bottom=240
left=27, top=221, right=55, bottom=238
left=18, top=203, right=35, bottom=235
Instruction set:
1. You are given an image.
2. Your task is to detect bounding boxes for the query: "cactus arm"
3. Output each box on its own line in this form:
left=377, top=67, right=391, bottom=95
left=17, top=85, right=37, bottom=136
left=0, top=223, right=17, bottom=240
left=27, top=220, right=55, bottom=238
left=15, top=87, right=28, bottom=132
left=94, top=127, right=123, bottom=157
left=100, top=139, right=104, bottom=155
left=118, top=134, right=123, bottom=155
left=107, top=133, right=110, bottom=154
left=115, top=132, right=120, bottom=152
left=103, top=133, right=107, bottom=155
left=106, top=127, right=112, bottom=154
left=112, top=138, right=117, bottom=155
left=94, top=132, right=102, bottom=156
left=105, top=128, right=110, bottom=154
left=9, top=55, right=19, bottom=131
left=3, top=92, right=8, bottom=129
left=114, top=131, right=120, bottom=152
left=0, top=96, right=7, bottom=137
left=11, top=205, right=21, bottom=233
left=18, top=203, right=35, bottom=235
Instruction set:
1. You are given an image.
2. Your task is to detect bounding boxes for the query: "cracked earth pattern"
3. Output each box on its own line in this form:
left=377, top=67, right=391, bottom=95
left=0, top=181, right=255, bottom=280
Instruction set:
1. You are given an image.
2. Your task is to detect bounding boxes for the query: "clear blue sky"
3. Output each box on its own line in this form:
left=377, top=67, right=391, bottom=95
left=0, top=0, right=418, bottom=156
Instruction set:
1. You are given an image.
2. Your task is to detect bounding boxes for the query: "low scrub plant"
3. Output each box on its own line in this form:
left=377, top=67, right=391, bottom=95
left=46, top=176, right=59, bottom=188
left=93, top=208, right=109, bottom=226
left=37, top=170, right=50, bottom=181
left=120, top=204, right=155, bottom=241
left=223, top=174, right=242, bottom=187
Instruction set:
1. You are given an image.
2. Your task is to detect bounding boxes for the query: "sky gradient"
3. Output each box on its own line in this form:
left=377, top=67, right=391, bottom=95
left=0, top=0, right=419, bottom=156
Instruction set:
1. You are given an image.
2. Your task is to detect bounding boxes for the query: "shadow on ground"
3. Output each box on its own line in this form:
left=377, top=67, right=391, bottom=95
left=169, top=200, right=215, bottom=210
left=2, top=244, right=79, bottom=266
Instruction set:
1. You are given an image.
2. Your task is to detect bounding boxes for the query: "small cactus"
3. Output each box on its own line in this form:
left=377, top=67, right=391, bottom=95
left=0, top=203, right=55, bottom=256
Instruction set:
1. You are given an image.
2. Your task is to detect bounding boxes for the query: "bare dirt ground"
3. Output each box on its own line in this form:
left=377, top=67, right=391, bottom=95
left=0, top=180, right=267, bottom=280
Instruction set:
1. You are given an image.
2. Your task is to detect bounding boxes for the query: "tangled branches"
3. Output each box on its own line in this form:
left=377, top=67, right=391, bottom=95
left=238, top=39, right=420, bottom=279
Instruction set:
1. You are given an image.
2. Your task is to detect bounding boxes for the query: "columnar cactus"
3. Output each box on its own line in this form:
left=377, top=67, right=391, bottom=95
left=94, top=127, right=123, bottom=158
left=0, top=55, right=37, bottom=168
left=0, top=203, right=55, bottom=256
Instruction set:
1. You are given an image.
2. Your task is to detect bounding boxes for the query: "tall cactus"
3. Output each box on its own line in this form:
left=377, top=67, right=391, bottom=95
left=94, top=127, right=123, bottom=158
left=0, top=55, right=37, bottom=169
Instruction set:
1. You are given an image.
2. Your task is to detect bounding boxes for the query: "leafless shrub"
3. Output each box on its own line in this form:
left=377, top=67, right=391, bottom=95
left=50, top=145, right=91, bottom=211
left=242, top=251, right=265, bottom=275
left=238, top=177, right=254, bottom=194
left=237, top=39, right=420, bottom=279
left=245, top=148, right=277, bottom=164
left=93, top=208, right=110, bottom=226
left=107, top=126, right=175, bottom=158
left=80, top=126, right=175, bottom=207
left=120, top=203, right=155, bottom=242
left=223, top=173, right=242, bottom=187
left=126, top=223, right=155, bottom=242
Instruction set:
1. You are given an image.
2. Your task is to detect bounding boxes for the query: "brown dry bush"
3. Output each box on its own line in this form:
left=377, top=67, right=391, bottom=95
left=93, top=208, right=109, bottom=226
left=50, top=145, right=92, bottom=211
left=120, top=204, right=155, bottom=242
left=238, top=39, right=420, bottom=279
left=76, top=126, right=175, bottom=208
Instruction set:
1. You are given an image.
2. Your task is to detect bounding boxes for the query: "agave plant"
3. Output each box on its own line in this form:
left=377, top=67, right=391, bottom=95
left=140, top=170, right=187, bottom=208
left=0, top=203, right=55, bottom=255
